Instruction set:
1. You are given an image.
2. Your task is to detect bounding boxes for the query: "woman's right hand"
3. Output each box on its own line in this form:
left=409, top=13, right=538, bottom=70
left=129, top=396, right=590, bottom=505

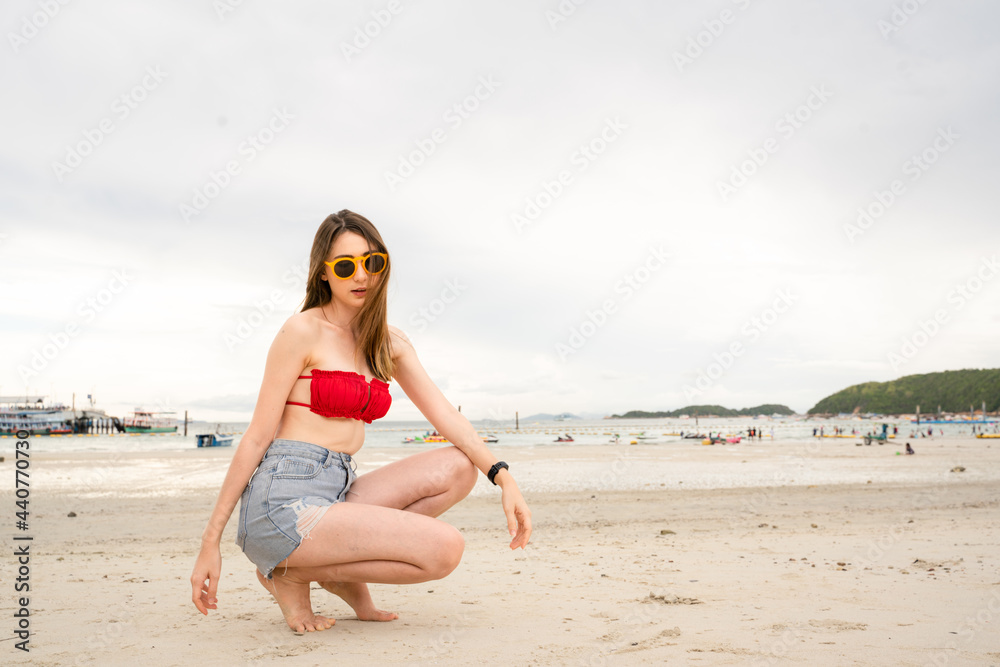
left=191, top=543, right=222, bottom=615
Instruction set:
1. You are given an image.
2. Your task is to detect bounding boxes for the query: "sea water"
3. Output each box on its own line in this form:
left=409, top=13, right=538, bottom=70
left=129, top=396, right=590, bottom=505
left=9, top=417, right=994, bottom=453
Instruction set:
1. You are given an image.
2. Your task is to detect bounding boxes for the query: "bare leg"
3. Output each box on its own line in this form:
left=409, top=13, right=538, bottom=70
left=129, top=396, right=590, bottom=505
left=346, top=446, right=479, bottom=518
left=258, top=505, right=449, bottom=633
left=290, top=448, right=477, bottom=622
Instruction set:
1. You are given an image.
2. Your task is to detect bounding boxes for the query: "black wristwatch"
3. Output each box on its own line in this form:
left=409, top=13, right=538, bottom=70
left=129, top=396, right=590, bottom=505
left=487, top=461, right=509, bottom=485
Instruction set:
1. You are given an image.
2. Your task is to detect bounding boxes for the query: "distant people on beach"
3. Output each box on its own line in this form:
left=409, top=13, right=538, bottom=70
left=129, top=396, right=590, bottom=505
left=905, top=442, right=915, bottom=455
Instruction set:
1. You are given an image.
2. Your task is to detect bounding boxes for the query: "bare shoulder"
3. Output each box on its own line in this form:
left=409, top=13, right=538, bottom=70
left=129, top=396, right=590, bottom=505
left=275, top=313, right=319, bottom=343
left=282, top=310, right=321, bottom=338
left=387, top=324, right=414, bottom=360
left=271, top=311, right=321, bottom=366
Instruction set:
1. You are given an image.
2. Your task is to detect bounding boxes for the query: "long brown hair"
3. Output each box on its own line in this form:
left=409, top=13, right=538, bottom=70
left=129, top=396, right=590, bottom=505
left=299, top=210, right=395, bottom=382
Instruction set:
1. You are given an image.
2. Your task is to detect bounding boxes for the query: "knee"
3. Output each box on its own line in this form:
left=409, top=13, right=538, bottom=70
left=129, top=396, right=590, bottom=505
left=429, top=526, right=465, bottom=579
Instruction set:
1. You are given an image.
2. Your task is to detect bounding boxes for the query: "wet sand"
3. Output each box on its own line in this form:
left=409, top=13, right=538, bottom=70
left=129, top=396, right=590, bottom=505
left=9, top=437, right=1000, bottom=665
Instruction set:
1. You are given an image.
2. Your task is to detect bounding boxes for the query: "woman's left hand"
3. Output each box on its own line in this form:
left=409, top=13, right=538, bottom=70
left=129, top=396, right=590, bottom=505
left=500, top=482, right=532, bottom=549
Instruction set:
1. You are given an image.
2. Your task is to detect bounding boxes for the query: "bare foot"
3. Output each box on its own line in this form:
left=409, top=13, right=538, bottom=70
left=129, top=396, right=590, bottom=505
left=318, top=581, right=399, bottom=621
left=256, top=569, right=335, bottom=634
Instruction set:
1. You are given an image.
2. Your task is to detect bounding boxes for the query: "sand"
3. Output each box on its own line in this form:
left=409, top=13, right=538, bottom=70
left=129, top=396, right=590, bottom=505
left=6, top=436, right=1000, bottom=666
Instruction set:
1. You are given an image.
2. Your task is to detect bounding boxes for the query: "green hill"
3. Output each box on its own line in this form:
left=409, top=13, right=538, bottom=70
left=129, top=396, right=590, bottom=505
left=808, top=368, right=1000, bottom=415
left=610, top=404, right=795, bottom=419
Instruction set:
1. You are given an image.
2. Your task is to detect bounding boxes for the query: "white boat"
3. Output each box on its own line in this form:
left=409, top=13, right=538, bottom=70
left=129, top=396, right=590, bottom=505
left=0, top=395, right=74, bottom=435
left=124, top=409, right=178, bottom=433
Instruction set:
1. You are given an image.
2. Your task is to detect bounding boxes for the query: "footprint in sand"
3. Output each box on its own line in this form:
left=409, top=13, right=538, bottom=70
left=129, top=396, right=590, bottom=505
left=808, top=619, right=868, bottom=632
left=642, top=592, right=703, bottom=605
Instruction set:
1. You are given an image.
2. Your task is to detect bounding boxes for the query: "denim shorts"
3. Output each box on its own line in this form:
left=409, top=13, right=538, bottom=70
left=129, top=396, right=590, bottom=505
left=236, top=439, right=356, bottom=579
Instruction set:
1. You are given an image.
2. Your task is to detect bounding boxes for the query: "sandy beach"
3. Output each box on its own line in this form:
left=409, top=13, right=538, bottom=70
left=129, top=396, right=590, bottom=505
left=7, top=436, right=1000, bottom=666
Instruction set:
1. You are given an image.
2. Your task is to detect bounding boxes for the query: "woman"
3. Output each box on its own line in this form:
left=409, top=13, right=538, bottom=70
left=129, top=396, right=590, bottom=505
left=190, top=210, right=532, bottom=633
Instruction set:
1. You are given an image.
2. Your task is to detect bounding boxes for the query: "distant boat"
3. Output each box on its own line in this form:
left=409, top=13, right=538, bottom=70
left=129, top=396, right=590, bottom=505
left=196, top=433, right=233, bottom=447
left=124, top=409, right=178, bottom=433
left=482, top=433, right=499, bottom=443
left=0, top=395, right=75, bottom=435
left=402, top=431, right=449, bottom=443
left=702, top=434, right=742, bottom=445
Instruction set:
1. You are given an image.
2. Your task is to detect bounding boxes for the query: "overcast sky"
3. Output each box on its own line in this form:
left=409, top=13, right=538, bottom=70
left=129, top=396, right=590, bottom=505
left=2, top=0, right=998, bottom=421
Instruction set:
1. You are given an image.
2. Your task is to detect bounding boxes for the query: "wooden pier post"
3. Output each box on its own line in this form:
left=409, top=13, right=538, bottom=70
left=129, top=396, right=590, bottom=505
left=515, top=411, right=519, bottom=430
left=184, top=410, right=188, bottom=436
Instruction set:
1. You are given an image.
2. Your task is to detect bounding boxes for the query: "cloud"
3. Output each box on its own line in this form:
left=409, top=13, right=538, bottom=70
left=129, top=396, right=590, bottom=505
left=3, top=0, right=999, bottom=421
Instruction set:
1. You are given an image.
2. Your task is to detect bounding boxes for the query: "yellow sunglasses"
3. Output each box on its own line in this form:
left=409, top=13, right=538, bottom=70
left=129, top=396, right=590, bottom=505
left=325, top=252, right=388, bottom=280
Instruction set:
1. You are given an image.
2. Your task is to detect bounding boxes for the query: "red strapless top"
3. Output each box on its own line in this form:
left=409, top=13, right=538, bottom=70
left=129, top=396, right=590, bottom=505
left=285, top=369, right=391, bottom=424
